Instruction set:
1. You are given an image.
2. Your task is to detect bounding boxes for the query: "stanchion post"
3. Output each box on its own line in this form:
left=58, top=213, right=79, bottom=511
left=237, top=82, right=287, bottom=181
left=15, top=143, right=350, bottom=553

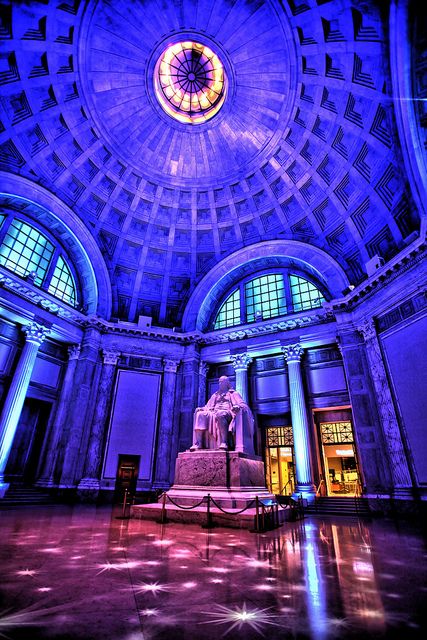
left=160, top=492, right=167, bottom=524
left=206, top=493, right=212, bottom=529
left=261, top=503, right=265, bottom=531
left=255, top=496, right=260, bottom=532
left=122, top=489, right=128, bottom=518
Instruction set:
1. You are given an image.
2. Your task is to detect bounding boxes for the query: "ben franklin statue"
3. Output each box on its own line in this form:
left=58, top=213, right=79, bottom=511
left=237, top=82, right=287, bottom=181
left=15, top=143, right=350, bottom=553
left=190, top=376, right=254, bottom=453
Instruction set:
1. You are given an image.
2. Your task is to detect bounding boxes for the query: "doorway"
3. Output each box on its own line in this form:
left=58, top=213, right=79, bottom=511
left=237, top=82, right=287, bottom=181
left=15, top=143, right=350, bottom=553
left=5, top=398, right=52, bottom=484
left=265, top=426, right=295, bottom=495
left=115, top=454, right=140, bottom=501
left=319, top=421, right=361, bottom=496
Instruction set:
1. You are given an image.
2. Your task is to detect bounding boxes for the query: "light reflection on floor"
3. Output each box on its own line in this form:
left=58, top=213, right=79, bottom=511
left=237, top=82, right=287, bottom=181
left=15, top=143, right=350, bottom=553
left=0, top=505, right=426, bottom=639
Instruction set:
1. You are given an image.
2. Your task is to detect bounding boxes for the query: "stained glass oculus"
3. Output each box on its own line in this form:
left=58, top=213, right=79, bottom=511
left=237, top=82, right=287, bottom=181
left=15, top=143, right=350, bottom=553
left=154, top=41, right=226, bottom=124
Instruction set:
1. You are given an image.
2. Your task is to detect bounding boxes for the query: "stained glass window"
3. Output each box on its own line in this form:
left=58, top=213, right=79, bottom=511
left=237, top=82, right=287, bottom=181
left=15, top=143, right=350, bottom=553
left=48, top=255, right=77, bottom=307
left=290, top=274, right=324, bottom=311
left=154, top=41, right=226, bottom=124
left=245, top=274, right=286, bottom=322
left=320, top=422, right=354, bottom=444
left=214, top=288, right=240, bottom=329
left=0, top=218, right=54, bottom=285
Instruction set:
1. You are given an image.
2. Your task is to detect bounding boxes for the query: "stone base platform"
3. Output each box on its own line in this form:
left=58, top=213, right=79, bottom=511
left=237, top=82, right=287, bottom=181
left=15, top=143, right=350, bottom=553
left=131, top=502, right=290, bottom=529
left=132, top=449, right=284, bottom=528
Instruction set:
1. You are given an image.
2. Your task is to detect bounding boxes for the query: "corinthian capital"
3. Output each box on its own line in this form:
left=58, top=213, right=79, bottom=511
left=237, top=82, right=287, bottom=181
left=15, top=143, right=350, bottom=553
left=163, top=358, right=179, bottom=373
left=230, top=353, right=253, bottom=371
left=68, top=344, right=81, bottom=361
left=102, top=349, right=120, bottom=366
left=282, top=343, right=304, bottom=363
left=199, top=360, right=209, bottom=376
left=357, top=318, right=377, bottom=342
left=22, top=322, right=50, bottom=346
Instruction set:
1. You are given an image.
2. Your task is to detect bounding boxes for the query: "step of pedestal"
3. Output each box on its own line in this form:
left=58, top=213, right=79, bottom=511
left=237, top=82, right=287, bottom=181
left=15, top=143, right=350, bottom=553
left=132, top=502, right=291, bottom=529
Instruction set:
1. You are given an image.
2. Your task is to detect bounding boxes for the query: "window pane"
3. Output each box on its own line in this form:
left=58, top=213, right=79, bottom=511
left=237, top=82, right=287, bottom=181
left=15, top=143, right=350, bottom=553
left=0, top=219, right=54, bottom=285
left=245, top=273, right=286, bottom=322
left=214, top=288, right=241, bottom=329
left=48, top=255, right=78, bottom=307
left=290, top=274, right=324, bottom=311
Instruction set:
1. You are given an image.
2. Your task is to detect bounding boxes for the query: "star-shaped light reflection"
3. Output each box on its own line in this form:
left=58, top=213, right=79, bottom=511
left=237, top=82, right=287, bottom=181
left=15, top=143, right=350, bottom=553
left=133, top=581, right=170, bottom=596
left=140, top=608, right=159, bottom=617
left=200, top=602, right=280, bottom=635
left=16, top=569, right=37, bottom=578
left=96, top=560, right=141, bottom=575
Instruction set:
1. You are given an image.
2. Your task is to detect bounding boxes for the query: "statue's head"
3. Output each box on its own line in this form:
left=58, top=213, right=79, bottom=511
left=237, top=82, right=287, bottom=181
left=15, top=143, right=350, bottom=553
left=218, top=375, right=231, bottom=392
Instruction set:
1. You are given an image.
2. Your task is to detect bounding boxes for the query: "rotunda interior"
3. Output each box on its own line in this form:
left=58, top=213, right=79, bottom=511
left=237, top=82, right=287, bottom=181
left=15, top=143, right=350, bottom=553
left=0, top=0, right=425, bottom=519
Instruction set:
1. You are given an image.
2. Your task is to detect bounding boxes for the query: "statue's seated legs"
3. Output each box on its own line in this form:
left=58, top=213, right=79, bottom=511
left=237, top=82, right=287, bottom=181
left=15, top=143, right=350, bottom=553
left=190, top=409, right=233, bottom=451
left=216, top=410, right=232, bottom=449
left=190, top=409, right=208, bottom=451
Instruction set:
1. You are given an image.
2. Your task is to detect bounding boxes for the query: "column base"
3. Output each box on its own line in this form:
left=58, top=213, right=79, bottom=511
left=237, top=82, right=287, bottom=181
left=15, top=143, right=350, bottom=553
left=392, top=487, right=414, bottom=500
left=77, top=478, right=100, bottom=502
left=293, top=484, right=316, bottom=504
left=0, top=482, right=10, bottom=498
left=35, top=478, right=56, bottom=489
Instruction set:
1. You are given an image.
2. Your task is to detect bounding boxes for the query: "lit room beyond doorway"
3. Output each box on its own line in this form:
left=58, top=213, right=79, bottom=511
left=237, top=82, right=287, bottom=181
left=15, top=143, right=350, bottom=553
left=265, top=426, right=295, bottom=496
left=320, top=421, right=361, bottom=497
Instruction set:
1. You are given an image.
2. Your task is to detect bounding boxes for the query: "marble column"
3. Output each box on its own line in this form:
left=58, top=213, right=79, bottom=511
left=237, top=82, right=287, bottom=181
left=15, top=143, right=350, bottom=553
left=198, top=360, right=209, bottom=407
left=36, top=343, right=81, bottom=487
left=230, top=352, right=254, bottom=455
left=230, top=353, right=252, bottom=402
left=358, top=319, right=412, bottom=493
left=78, top=349, right=120, bottom=495
left=59, top=326, right=101, bottom=488
left=282, top=343, right=316, bottom=502
left=154, top=358, right=180, bottom=488
left=0, top=322, right=50, bottom=497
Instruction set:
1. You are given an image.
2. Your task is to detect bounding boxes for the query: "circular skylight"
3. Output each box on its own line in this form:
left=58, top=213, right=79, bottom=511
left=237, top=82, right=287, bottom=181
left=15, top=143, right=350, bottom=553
left=154, top=41, right=226, bottom=124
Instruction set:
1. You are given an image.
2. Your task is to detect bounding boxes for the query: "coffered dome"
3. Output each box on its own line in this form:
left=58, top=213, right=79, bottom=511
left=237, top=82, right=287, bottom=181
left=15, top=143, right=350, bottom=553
left=0, top=0, right=421, bottom=326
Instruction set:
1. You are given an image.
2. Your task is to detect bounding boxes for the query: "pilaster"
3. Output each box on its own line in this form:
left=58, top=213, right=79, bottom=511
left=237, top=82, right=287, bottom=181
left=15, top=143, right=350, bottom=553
left=77, top=349, right=120, bottom=496
left=153, top=358, right=180, bottom=488
left=358, top=318, right=412, bottom=494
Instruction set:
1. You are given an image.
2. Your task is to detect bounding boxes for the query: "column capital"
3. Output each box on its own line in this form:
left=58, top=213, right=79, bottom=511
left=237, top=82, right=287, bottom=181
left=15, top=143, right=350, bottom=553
left=357, top=318, right=376, bottom=342
left=230, top=353, right=252, bottom=371
left=282, top=343, right=304, bottom=363
left=163, top=358, right=179, bottom=373
left=199, top=360, right=209, bottom=376
left=68, top=344, right=81, bottom=361
left=22, top=322, right=50, bottom=346
left=102, top=349, right=120, bottom=366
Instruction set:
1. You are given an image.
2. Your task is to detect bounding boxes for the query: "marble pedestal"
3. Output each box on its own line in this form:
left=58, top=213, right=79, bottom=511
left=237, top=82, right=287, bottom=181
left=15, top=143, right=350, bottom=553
left=132, top=450, right=281, bottom=528
left=166, top=449, right=274, bottom=509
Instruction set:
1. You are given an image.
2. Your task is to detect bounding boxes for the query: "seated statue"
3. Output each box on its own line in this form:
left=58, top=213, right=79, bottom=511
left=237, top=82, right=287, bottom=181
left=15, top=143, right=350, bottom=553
left=190, top=375, right=255, bottom=455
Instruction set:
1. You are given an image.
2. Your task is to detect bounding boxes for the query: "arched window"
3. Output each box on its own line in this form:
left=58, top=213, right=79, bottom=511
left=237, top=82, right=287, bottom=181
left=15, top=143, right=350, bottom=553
left=214, top=288, right=241, bottom=329
left=0, top=214, right=79, bottom=308
left=212, top=270, right=325, bottom=330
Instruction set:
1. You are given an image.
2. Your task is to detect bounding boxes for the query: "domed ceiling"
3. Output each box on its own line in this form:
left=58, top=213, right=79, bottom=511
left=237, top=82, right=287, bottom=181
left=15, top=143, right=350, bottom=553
left=0, top=0, right=420, bottom=326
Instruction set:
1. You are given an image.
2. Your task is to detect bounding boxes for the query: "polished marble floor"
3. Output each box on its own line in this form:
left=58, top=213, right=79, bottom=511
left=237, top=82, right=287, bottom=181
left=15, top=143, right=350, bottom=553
left=0, top=505, right=426, bottom=639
